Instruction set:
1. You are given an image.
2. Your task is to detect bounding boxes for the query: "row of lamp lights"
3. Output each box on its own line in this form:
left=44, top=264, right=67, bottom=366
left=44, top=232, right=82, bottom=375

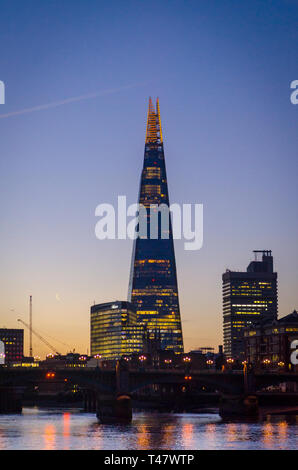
left=45, top=351, right=285, bottom=372
left=227, top=358, right=285, bottom=367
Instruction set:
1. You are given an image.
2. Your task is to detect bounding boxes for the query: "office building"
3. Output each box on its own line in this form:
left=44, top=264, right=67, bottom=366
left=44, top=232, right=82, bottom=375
left=0, top=329, right=24, bottom=364
left=222, top=250, right=278, bottom=359
left=90, top=301, right=145, bottom=360
left=244, top=310, right=298, bottom=371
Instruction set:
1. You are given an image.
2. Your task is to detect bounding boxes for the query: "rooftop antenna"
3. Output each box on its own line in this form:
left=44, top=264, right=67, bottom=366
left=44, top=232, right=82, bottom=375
left=29, top=295, right=33, bottom=357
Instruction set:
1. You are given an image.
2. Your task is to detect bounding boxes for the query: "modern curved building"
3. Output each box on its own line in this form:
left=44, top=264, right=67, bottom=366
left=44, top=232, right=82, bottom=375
left=90, top=301, right=144, bottom=360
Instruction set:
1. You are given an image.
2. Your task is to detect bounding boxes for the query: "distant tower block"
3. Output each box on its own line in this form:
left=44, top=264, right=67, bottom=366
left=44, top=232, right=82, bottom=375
left=222, top=250, right=278, bottom=360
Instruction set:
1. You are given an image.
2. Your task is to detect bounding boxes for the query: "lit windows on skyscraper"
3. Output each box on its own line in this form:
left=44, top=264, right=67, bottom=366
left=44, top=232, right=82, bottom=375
left=90, top=301, right=144, bottom=360
left=128, top=98, right=184, bottom=354
left=222, top=250, right=277, bottom=359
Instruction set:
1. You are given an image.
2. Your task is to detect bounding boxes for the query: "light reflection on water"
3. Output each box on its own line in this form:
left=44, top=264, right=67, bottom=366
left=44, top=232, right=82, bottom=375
left=0, top=407, right=296, bottom=450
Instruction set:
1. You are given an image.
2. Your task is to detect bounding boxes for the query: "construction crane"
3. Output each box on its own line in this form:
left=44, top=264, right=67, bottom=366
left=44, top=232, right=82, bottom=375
left=17, top=319, right=61, bottom=356
left=29, top=295, right=32, bottom=357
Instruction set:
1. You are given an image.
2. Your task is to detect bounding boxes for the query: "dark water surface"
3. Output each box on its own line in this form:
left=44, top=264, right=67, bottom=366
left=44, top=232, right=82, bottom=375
left=0, top=407, right=297, bottom=450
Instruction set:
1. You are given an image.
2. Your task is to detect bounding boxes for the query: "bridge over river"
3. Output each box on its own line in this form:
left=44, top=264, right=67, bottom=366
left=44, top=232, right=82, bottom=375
left=0, top=365, right=297, bottom=422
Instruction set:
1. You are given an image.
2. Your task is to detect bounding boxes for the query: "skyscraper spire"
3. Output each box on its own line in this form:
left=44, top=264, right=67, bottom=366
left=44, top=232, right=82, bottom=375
left=145, top=97, right=163, bottom=144
left=156, top=97, right=163, bottom=144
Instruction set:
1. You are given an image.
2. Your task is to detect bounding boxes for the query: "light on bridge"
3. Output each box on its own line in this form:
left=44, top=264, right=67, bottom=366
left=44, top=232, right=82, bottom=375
left=183, top=356, right=191, bottom=363
left=46, top=372, right=56, bottom=379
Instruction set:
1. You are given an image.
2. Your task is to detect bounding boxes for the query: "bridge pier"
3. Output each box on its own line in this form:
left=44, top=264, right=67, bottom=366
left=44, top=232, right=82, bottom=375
left=83, top=390, right=97, bottom=412
left=0, top=386, right=23, bottom=413
left=96, top=359, right=132, bottom=423
left=219, top=393, right=259, bottom=420
left=82, top=360, right=133, bottom=423
left=96, top=393, right=132, bottom=424
left=219, top=364, right=259, bottom=420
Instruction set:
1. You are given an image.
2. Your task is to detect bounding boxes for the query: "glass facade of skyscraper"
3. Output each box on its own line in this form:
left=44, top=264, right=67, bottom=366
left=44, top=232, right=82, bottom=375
left=90, top=301, right=144, bottom=360
left=128, top=98, right=184, bottom=354
left=222, top=250, right=278, bottom=359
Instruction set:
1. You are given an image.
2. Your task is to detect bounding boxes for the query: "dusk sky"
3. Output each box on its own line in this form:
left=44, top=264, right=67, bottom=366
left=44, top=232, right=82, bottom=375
left=0, top=0, right=297, bottom=357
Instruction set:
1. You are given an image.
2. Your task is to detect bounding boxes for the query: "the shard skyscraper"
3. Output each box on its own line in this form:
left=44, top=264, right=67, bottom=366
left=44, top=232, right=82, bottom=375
left=128, top=98, right=184, bottom=354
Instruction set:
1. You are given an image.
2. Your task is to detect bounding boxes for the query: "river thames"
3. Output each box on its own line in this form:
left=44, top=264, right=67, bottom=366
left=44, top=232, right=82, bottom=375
left=0, top=407, right=297, bottom=450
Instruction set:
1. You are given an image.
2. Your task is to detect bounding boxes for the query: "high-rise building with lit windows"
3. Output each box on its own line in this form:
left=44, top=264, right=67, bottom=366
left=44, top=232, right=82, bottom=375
left=222, top=250, right=278, bottom=359
left=0, top=329, right=24, bottom=364
left=128, top=98, right=184, bottom=354
left=90, top=301, right=145, bottom=360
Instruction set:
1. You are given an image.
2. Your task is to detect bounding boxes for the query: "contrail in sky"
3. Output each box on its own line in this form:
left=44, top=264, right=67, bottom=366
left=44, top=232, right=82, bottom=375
left=0, top=82, right=146, bottom=119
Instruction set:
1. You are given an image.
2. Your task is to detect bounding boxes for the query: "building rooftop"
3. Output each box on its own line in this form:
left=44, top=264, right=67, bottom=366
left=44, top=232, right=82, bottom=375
left=277, top=310, right=298, bottom=324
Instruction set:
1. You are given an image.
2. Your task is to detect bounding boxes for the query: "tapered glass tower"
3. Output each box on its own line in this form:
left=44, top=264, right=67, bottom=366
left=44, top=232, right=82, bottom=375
left=128, top=98, right=184, bottom=353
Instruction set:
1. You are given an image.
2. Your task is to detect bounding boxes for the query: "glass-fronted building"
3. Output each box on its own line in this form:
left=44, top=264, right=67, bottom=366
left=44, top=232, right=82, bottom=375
left=222, top=250, right=278, bottom=359
left=90, top=301, right=145, bottom=360
left=128, top=98, right=184, bottom=354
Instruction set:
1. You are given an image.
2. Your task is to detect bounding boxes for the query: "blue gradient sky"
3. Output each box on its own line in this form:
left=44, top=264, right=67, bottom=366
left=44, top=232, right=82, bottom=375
left=0, top=0, right=297, bottom=357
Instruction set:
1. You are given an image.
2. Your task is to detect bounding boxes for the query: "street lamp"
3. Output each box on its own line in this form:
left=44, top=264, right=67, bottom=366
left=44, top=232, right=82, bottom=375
left=183, top=356, right=191, bottom=363
left=79, top=356, right=87, bottom=366
left=164, top=359, right=172, bottom=368
left=94, top=354, right=102, bottom=367
left=263, top=359, right=271, bottom=370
